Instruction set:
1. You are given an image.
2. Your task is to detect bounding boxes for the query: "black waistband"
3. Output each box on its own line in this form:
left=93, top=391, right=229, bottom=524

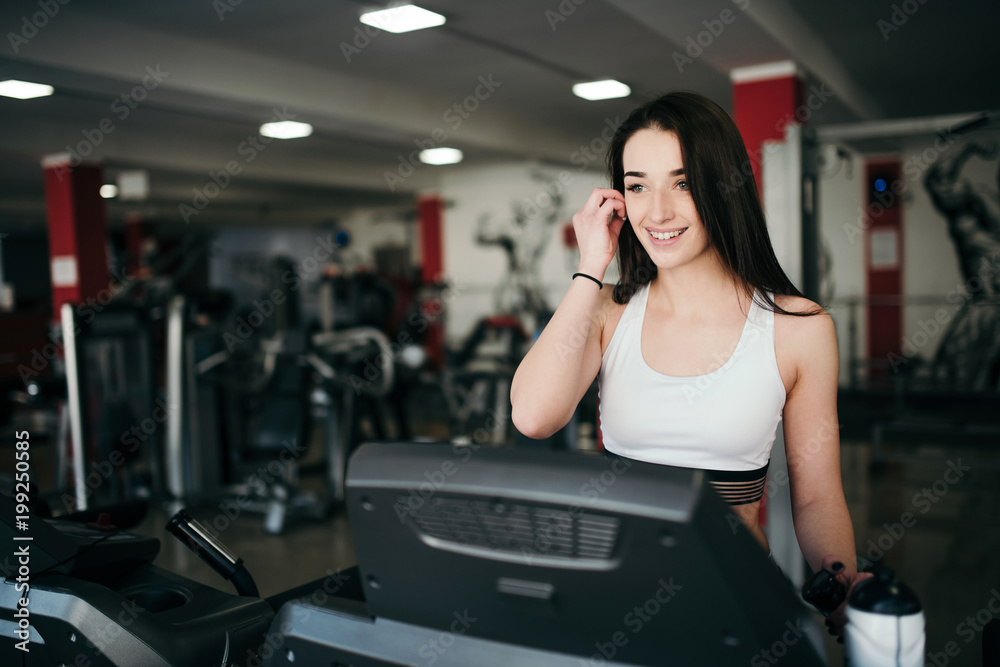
left=702, top=461, right=770, bottom=482
left=602, top=450, right=770, bottom=505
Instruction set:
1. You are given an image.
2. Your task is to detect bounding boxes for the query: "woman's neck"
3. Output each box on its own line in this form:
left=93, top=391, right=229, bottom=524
left=648, top=251, right=745, bottom=318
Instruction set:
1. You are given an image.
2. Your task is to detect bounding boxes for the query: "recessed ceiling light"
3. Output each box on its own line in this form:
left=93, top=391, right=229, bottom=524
left=100, top=184, right=118, bottom=199
left=360, top=4, right=446, bottom=34
left=260, top=120, right=313, bottom=139
left=419, top=148, right=463, bottom=165
left=0, top=79, right=54, bottom=100
left=572, top=79, right=631, bottom=101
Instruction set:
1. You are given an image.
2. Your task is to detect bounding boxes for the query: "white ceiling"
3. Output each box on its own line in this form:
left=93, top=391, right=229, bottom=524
left=0, top=0, right=996, bottom=230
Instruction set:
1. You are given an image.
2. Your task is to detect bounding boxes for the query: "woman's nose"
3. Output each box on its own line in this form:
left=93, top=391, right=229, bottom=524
left=649, top=189, right=674, bottom=224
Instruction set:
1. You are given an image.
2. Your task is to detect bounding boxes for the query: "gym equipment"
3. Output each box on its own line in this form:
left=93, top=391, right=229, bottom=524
left=58, top=301, right=156, bottom=512
left=442, top=315, right=527, bottom=447
left=262, top=442, right=828, bottom=666
left=165, top=257, right=400, bottom=533
left=0, top=495, right=273, bottom=666
left=14, top=233, right=219, bottom=517
left=163, top=292, right=230, bottom=510
left=305, top=326, right=395, bottom=505
left=8, top=377, right=69, bottom=511
left=5, top=442, right=930, bottom=665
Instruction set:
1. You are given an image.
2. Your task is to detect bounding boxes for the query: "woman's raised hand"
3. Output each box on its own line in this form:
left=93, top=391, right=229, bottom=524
left=572, top=188, right=627, bottom=278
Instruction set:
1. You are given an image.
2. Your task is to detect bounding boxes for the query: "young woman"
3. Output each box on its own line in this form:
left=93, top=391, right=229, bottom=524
left=510, top=91, right=870, bottom=636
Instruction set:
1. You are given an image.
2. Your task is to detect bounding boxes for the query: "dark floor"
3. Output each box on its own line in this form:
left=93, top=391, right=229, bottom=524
left=837, top=439, right=1000, bottom=667
left=3, top=407, right=1000, bottom=666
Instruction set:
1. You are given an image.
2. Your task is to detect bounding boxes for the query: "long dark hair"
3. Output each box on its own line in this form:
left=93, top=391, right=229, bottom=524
left=608, top=91, right=818, bottom=316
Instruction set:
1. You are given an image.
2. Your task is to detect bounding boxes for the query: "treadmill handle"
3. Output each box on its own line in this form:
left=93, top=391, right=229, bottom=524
left=166, top=510, right=260, bottom=598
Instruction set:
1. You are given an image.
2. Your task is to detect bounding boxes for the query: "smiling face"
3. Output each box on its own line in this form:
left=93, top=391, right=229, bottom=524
left=622, top=128, right=712, bottom=271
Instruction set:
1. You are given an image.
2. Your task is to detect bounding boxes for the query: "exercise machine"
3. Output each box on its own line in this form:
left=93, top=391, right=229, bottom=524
left=261, top=442, right=828, bottom=666
left=4, top=443, right=836, bottom=665
left=57, top=300, right=156, bottom=513
left=163, top=257, right=400, bottom=533
left=0, top=495, right=272, bottom=666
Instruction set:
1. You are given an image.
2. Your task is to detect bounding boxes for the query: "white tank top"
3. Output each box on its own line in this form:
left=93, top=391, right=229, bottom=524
left=598, top=283, right=786, bottom=471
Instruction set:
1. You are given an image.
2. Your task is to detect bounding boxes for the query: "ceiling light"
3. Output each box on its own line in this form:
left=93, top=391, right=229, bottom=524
left=419, top=148, right=463, bottom=165
left=100, top=184, right=118, bottom=199
left=360, top=4, right=445, bottom=34
left=260, top=120, right=313, bottom=139
left=0, top=79, right=54, bottom=100
left=572, top=79, right=631, bottom=101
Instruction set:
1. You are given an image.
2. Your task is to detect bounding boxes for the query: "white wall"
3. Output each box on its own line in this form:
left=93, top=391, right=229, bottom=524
left=762, top=127, right=804, bottom=290
left=440, top=162, right=606, bottom=345
left=338, top=206, right=415, bottom=272
left=817, top=143, right=867, bottom=385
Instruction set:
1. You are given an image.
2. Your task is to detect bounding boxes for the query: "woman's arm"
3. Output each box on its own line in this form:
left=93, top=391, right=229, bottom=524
left=781, top=308, right=856, bottom=572
left=510, top=188, right=626, bottom=439
left=780, top=304, right=871, bottom=635
left=510, top=274, right=607, bottom=438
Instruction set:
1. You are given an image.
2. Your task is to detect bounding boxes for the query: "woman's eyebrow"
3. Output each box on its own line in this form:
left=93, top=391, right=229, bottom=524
left=624, top=169, right=685, bottom=178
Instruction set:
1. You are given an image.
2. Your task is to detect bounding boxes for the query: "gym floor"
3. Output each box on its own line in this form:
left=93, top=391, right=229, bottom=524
left=6, top=414, right=999, bottom=666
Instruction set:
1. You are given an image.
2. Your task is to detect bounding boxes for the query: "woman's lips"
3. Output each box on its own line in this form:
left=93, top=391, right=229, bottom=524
left=647, top=227, right=688, bottom=245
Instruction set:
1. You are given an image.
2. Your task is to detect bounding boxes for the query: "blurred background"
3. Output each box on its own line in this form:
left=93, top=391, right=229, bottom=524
left=1, top=1, right=998, bottom=665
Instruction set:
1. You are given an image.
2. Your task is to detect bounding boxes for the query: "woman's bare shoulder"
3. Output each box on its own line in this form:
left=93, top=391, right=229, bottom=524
left=768, top=295, right=836, bottom=392
left=772, top=295, right=834, bottom=338
left=772, top=294, right=832, bottom=327
left=772, top=295, right=837, bottom=361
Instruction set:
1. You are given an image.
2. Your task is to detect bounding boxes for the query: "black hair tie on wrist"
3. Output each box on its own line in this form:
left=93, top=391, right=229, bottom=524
left=572, top=272, right=603, bottom=289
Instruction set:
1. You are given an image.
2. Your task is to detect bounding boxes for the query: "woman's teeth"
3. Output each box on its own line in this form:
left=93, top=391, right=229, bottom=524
left=650, top=228, right=686, bottom=240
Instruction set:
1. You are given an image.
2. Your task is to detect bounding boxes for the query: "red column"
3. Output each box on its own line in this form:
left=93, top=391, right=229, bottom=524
left=731, top=63, right=805, bottom=199
left=42, top=156, right=109, bottom=312
left=417, top=195, right=444, bottom=284
left=864, top=162, right=903, bottom=372
left=417, top=195, right=445, bottom=370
